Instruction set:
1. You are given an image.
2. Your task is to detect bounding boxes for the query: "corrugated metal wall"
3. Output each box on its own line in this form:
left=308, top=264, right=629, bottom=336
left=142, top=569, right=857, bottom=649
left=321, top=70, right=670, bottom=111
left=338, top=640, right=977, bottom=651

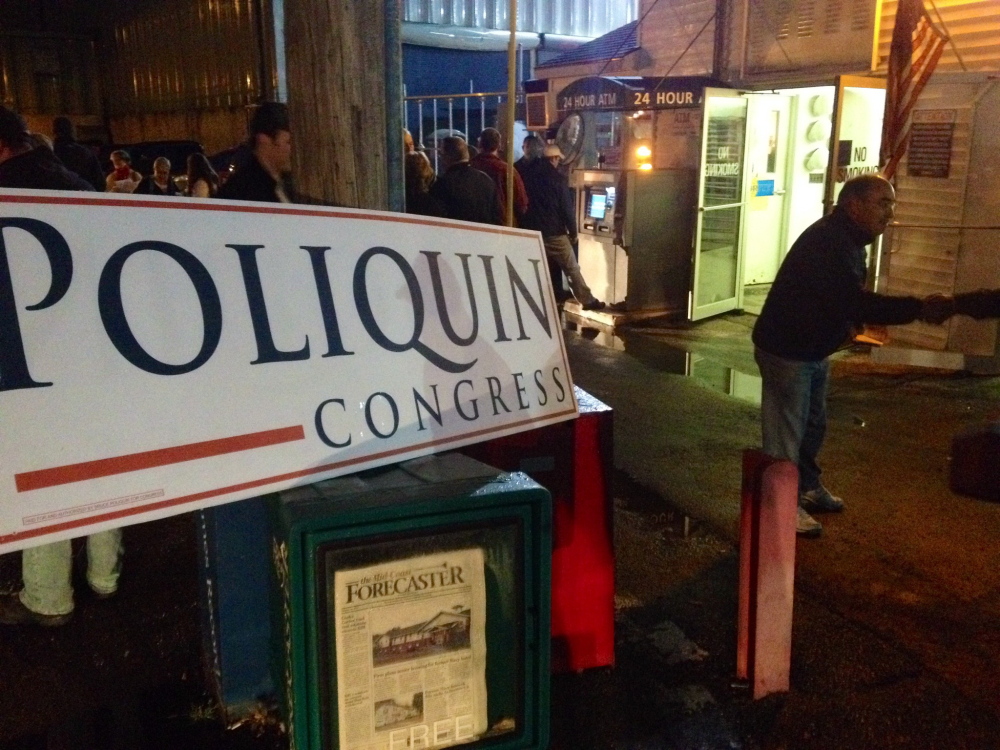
left=0, top=34, right=100, bottom=116
left=402, top=0, right=637, bottom=38
left=101, top=0, right=271, bottom=117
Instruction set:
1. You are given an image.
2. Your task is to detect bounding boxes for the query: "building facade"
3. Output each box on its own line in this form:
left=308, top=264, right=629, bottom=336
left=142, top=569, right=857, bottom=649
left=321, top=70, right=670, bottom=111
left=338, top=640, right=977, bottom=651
left=528, top=0, right=1000, bottom=368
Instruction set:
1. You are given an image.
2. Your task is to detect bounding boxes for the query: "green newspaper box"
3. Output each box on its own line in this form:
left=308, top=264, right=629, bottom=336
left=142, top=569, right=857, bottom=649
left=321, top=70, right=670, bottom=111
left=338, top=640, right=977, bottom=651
left=269, top=453, right=552, bottom=750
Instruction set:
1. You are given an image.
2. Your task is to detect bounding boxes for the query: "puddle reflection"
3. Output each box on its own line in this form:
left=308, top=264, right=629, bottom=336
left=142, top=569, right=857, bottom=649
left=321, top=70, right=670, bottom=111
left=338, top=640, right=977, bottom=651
left=571, top=325, right=762, bottom=405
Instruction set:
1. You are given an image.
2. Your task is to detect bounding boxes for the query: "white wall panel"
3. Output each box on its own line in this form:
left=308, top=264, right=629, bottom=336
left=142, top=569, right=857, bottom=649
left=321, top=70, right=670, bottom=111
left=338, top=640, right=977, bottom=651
left=876, top=0, right=1000, bottom=74
left=403, top=0, right=637, bottom=36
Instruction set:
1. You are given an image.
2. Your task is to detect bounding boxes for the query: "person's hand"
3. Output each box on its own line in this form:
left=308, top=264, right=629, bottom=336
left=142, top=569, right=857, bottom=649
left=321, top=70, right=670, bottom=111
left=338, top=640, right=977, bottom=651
left=921, top=294, right=955, bottom=325
left=954, top=289, right=1000, bottom=320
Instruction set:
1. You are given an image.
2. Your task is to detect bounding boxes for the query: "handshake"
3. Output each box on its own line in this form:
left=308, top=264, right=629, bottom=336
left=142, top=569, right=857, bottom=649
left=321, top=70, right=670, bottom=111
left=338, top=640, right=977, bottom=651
left=919, top=289, right=1000, bottom=325
left=920, top=294, right=955, bottom=325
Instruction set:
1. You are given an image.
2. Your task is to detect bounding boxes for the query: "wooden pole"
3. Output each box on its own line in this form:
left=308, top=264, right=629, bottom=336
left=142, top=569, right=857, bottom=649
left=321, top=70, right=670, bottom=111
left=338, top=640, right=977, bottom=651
left=283, top=0, right=388, bottom=209
left=505, top=0, right=517, bottom=227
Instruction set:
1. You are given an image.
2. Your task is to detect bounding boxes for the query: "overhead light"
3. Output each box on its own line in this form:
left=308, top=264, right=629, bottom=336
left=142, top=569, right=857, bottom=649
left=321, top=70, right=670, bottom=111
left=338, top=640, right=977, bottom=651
left=636, top=145, right=652, bottom=158
left=639, top=163, right=653, bottom=171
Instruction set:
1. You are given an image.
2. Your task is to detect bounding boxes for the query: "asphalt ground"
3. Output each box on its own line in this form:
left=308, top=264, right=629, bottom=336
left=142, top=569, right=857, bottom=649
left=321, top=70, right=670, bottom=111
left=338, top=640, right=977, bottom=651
left=3, top=310, right=1000, bottom=749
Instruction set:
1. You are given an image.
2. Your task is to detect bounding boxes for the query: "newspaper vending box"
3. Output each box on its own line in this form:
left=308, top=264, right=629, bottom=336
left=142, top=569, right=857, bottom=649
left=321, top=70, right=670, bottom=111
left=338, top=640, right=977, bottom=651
left=269, top=453, right=552, bottom=750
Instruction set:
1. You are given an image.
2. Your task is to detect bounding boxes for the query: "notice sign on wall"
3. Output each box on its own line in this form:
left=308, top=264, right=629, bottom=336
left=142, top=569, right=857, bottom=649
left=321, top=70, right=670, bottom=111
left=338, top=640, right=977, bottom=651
left=907, top=109, right=956, bottom=178
left=0, top=191, right=577, bottom=553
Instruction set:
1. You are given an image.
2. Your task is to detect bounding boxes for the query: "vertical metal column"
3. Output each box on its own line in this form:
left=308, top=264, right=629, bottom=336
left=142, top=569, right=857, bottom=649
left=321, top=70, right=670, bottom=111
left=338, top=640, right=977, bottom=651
left=432, top=98, right=439, bottom=172
left=384, top=0, right=404, bottom=212
left=505, top=0, right=517, bottom=226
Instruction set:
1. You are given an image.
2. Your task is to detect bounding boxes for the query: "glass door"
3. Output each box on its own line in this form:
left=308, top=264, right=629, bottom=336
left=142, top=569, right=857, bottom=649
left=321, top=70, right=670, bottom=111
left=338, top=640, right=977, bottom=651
left=690, top=89, right=749, bottom=321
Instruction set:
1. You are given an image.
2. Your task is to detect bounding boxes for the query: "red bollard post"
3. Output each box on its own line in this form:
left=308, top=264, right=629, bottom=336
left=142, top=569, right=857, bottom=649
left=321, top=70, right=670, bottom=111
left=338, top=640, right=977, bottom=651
left=737, top=449, right=798, bottom=699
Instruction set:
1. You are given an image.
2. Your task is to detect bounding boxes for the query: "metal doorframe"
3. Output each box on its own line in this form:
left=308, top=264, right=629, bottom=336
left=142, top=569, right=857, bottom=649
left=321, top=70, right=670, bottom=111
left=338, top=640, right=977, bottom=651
left=822, top=75, right=887, bottom=215
left=690, top=87, right=752, bottom=321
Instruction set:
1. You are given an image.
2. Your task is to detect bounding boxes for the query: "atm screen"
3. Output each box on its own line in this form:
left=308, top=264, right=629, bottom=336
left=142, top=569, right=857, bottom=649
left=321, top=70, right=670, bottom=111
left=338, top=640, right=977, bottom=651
left=588, top=192, right=608, bottom=220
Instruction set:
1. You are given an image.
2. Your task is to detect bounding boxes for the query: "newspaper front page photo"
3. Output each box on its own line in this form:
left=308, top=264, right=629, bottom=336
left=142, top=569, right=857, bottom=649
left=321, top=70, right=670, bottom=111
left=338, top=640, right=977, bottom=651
left=334, top=548, right=488, bottom=750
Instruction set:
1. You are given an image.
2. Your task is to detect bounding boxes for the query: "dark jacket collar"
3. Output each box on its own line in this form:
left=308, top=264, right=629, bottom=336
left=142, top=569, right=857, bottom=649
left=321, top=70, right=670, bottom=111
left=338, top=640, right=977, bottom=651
left=831, top=205, right=877, bottom=246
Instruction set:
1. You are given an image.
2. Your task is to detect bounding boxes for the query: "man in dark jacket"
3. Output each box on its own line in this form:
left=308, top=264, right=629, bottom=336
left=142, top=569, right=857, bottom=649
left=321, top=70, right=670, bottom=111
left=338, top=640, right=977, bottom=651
left=0, top=106, right=123, bottom=628
left=430, top=137, right=501, bottom=225
left=514, top=135, right=543, bottom=178
left=218, top=102, right=294, bottom=203
left=752, top=173, right=940, bottom=537
left=470, top=127, right=528, bottom=225
left=521, top=144, right=604, bottom=311
left=52, top=116, right=105, bottom=191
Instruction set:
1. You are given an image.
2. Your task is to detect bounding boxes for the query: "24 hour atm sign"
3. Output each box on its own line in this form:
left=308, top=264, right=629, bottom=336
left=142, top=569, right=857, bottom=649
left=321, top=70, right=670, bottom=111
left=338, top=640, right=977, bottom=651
left=0, top=190, right=577, bottom=553
left=555, top=75, right=707, bottom=114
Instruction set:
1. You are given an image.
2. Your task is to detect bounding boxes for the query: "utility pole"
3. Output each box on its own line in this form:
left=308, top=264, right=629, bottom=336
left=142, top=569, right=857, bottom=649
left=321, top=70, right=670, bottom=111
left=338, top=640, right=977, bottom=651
left=283, top=0, right=396, bottom=210
left=505, top=0, right=517, bottom=227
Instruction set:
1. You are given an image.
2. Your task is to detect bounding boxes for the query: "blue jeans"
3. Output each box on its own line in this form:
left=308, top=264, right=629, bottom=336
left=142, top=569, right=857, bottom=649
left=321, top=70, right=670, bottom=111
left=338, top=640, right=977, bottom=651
left=754, top=347, right=829, bottom=494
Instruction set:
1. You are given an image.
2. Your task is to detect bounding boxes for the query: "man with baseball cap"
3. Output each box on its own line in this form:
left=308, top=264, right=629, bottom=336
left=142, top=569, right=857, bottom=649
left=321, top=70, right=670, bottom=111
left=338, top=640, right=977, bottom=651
left=521, top=143, right=605, bottom=310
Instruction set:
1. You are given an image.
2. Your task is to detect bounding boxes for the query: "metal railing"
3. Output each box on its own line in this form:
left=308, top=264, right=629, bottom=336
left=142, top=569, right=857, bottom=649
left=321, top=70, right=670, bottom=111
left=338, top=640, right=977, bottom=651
left=404, top=90, right=517, bottom=172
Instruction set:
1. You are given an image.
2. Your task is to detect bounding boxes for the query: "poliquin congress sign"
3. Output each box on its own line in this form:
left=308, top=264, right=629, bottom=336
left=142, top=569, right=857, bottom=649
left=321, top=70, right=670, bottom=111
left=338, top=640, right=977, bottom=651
left=0, top=190, right=577, bottom=553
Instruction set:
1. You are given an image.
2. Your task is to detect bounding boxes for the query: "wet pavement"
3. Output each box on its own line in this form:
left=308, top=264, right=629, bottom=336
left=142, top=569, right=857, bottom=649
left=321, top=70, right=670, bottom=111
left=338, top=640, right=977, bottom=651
left=3, top=309, right=1000, bottom=749
left=560, top=311, right=1000, bottom=748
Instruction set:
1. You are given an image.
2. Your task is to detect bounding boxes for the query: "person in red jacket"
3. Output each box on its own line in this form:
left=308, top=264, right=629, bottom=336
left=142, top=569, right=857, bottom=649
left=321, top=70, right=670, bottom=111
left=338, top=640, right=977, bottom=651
left=470, top=127, right=528, bottom=226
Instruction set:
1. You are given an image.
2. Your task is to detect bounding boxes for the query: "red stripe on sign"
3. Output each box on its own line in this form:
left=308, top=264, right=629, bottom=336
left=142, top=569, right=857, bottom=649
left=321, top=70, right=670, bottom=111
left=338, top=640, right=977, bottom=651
left=0, top=407, right=578, bottom=546
left=14, top=425, right=306, bottom=492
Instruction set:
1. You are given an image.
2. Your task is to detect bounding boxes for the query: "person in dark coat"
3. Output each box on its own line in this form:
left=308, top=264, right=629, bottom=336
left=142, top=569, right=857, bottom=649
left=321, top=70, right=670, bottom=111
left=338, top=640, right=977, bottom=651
left=429, top=137, right=501, bottom=225
left=52, top=116, right=104, bottom=191
left=0, top=111, right=93, bottom=192
left=521, top=144, right=605, bottom=311
left=752, top=173, right=945, bottom=537
left=470, top=127, right=528, bottom=226
left=218, top=102, right=294, bottom=203
left=405, top=151, right=448, bottom=218
left=514, top=134, right=543, bottom=178
left=0, top=106, right=123, bottom=629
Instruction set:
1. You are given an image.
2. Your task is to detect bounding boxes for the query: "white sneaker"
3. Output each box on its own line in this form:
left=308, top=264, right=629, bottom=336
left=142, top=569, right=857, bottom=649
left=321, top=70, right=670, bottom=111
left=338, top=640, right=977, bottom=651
left=796, top=506, right=822, bottom=537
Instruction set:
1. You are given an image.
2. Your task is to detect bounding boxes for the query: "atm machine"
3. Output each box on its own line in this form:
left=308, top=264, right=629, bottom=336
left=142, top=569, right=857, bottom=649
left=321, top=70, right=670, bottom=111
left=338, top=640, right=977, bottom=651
left=575, top=166, right=697, bottom=315
left=532, top=76, right=721, bottom=320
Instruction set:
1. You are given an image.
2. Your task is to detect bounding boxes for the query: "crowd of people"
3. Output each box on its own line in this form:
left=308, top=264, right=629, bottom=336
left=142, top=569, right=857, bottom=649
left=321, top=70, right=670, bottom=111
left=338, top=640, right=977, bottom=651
left=13, top=114, right=235, bottom=202
left=404, top=127, right=607, bottom=311
left=0, top=101, right=294, bottom=627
